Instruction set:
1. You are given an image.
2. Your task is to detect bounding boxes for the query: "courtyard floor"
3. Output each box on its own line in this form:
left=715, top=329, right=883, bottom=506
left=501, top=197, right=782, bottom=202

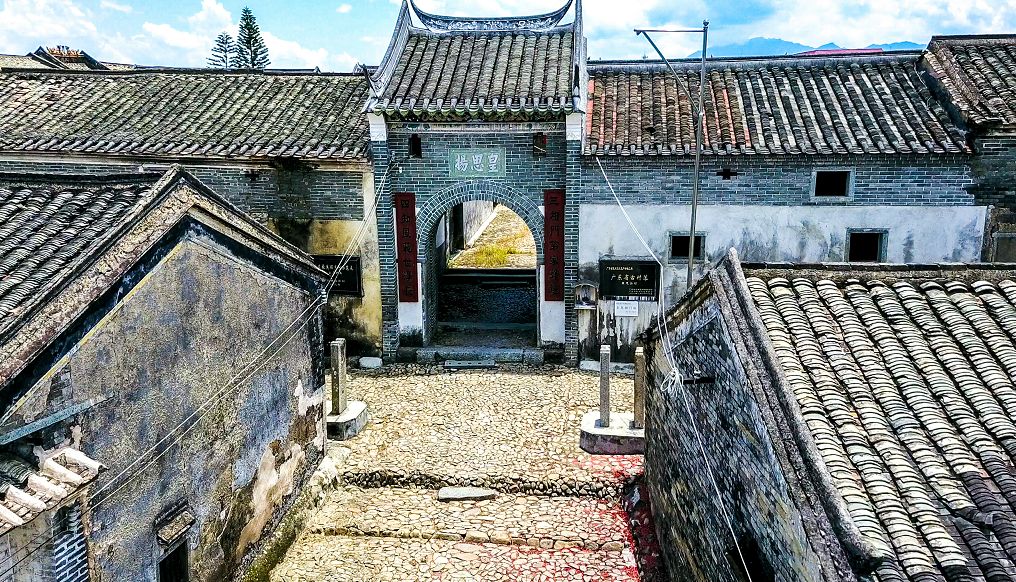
left=270, top=364, right=643, bottom=581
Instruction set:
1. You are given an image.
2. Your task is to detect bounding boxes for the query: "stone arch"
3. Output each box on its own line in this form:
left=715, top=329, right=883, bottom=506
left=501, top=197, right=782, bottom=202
left=415, top=181, right=544, bottom=264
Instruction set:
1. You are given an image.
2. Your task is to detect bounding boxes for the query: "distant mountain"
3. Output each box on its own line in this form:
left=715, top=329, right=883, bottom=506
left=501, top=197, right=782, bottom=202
left=687, top=37, right=812, bottom=59
left=686, top=37, right=925, bottom=59
left=866, top=41, right=924, bottom=51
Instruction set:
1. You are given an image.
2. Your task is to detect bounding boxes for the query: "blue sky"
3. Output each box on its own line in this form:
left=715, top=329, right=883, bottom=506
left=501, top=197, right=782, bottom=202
left=1, top=0, right=1014, bottom=70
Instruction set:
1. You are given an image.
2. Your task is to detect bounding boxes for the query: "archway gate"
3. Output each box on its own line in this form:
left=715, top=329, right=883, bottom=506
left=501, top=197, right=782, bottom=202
left=392, top=180, right=565, bottom=348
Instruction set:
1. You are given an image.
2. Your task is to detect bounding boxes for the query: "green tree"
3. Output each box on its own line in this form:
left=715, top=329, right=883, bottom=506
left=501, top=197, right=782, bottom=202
left=207, top=32, right=234, bottom=68
left=232, top=7, right=270, bottom=70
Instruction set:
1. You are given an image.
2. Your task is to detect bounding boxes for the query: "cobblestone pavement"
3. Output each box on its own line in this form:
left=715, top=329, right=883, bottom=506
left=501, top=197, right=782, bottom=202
left=271, top=365, right=642, bottom=581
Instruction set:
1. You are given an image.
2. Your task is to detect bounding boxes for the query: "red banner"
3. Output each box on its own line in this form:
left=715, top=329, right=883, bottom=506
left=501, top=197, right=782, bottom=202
left=394, top=192, right=419, bottom=302
left=544, top=189, right=565, bottom=301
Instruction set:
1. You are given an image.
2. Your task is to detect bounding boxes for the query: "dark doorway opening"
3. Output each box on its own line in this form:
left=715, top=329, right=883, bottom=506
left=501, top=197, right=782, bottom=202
left=159, top=543, right=189, bottom=582
left=433, top=202, right=538, bottom=348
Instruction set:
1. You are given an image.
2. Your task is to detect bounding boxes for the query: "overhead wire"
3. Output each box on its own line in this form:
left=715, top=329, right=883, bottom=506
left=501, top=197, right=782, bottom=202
left=594, top=156, right=754, bottom=581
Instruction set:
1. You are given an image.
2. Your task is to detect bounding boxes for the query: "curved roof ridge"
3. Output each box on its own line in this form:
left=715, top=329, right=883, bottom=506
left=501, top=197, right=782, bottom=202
left=408, top=0, right=574, bottom=32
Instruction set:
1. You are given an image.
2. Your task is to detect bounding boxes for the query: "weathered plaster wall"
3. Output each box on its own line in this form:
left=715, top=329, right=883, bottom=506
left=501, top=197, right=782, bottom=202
left=579, top=203, right=987, bottom=303
left=10, top=233, right=325, bottom=582
left=267, top=173, right=383, bottom=356
left=645, top=286, right=825, bottom=582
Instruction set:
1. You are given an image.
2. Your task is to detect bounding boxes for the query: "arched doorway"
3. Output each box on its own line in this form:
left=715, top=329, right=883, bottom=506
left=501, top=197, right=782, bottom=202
left=415, top=181, right=545, bottom=347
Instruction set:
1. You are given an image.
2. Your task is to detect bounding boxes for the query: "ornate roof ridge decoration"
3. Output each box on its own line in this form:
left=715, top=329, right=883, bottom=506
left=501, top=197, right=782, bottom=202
left=408, top=0, right=574, bottom=32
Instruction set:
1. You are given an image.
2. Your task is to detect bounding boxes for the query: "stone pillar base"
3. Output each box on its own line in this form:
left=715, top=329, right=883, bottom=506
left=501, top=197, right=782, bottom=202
left=327, top=401, right=368, bottom=441
left=579, top=410, right=645, bottom=455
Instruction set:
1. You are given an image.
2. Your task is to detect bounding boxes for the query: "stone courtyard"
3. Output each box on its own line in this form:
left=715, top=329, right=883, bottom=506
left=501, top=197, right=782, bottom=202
left=270, top=364, right=643, bottom=581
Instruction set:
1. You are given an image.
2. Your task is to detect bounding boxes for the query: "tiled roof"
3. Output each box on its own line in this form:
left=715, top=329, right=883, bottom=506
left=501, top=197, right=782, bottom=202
left=586, top=54, right=969, bottom=156
left=369, top=3, right=579, bottom=117
left=747, top=270, right=1016, bottom=580
left=924, top=35, right=1016, bottom=130
left=0, top=174, right=159, bottom=336
left=0, top=448, right=101, bottom=535
left=0, top=168, right=325, bottom=392
left=0, top=71, right=370, bottom=160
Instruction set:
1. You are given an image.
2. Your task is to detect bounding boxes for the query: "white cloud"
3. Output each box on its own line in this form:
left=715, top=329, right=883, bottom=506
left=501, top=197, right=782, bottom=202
left=337, top=3, right=352, bottom=14
left=100, top=0, right=132, bottom=13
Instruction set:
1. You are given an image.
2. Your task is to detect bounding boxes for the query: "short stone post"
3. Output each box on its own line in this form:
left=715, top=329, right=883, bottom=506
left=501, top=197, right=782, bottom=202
left=599, top=344, right=611, bottom=427
left=330, top=338, right=347, bottom=415
left=633, top=347, right=646, bottom=429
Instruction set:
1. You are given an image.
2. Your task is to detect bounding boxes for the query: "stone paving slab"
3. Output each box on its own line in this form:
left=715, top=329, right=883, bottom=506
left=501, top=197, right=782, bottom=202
left=341, top=365, right=643, bottom=497
left=307, top=486, right=631, bottom=550
left=270, top=536, right=639, bottom=582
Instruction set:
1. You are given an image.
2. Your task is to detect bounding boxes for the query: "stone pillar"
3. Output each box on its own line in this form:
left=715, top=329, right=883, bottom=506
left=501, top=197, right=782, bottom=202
left=330, top=338, right=347, bottom=415
left=633, top=347, right=646, bottom=429
left=599, top=344, right=610, bottom=427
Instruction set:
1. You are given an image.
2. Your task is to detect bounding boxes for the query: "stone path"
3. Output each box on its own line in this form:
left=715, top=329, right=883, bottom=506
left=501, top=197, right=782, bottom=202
left=270, top=365, right=642, bottom=581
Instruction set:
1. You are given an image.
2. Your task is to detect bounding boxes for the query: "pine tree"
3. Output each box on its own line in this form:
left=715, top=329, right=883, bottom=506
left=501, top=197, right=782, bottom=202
left=207, top=32, right=234, bottom=69
left=232, top=7, right=270, bottom=70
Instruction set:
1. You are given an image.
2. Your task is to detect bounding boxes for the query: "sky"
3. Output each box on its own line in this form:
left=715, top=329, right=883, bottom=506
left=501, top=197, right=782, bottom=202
left=1, top=0, right=1015, bottom=71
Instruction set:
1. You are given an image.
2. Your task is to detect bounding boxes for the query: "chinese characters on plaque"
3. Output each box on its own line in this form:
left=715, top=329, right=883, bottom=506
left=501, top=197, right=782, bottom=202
left=311, top=255, right=363, bottom=297
left=448, top=148, right=506, bottom=178
left=544, top=190, right=565, bottom=301
left=393, top=192, right=419, bottom=302
left=598, top=260, right=660, bottom=301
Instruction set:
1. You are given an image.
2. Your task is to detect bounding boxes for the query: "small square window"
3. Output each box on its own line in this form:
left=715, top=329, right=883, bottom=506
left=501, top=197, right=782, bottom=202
left=814, top=170, right=851, bottom=197
left=408, top=134, right=422, bottom=158
left=847, top=231, right=885, bottom=262
left=670, top=234, right=705, bottom=261
left=994, top=234, right=1016, bottom=262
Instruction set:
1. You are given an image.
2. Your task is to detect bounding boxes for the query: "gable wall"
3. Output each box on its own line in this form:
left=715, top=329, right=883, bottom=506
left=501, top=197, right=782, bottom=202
left=645, top=282, right=833, bottom=582
left=4, top=229, right=325, bottom=582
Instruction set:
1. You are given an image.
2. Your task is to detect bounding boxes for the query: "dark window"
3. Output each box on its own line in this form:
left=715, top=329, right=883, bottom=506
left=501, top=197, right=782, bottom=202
left=533, top=132, right=548, bottom=156
left=409, top=134, right=422, bottom=158
left=727, top=535, right=775, bottom=582
left=670, top=234, right=705, bottom=261
left=848, top=231, right=885, bottom=262
left=814, top=170, right=851, bottom=197
left=995, top=235, right=1016, bottom=262
left=159, top=543, right=189, bottom=582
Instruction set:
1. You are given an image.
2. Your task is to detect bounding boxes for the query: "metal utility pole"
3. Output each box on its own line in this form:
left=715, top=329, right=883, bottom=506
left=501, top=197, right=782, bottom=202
left=635, top=21, right=709, bottom=290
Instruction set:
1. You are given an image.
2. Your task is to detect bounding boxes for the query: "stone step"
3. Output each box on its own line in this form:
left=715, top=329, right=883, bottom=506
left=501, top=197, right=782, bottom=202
left=306, top=486, right=632, bottom=551
left=338, top=466, right=634, bottom=499
left=271, top=535, right=638, bottom=582
left=415, top=346, right=544, bottom=364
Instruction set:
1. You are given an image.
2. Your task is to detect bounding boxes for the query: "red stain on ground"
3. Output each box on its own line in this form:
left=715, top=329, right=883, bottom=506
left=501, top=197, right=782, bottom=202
left=571, top=455, right=644, bottom=483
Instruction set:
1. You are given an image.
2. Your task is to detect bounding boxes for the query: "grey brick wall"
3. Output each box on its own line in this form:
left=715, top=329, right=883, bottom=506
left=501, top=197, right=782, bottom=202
left=646, top=288, right=824, bottom=582
left=970, top=136, right=1016, bottom=209
left=0, top=158, right=366, bottom=220
left=379, top=127, right=567, bottom=353
left=578, top=153, right=975, bottom=206
left=50, top=503, right=88, bottom=582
